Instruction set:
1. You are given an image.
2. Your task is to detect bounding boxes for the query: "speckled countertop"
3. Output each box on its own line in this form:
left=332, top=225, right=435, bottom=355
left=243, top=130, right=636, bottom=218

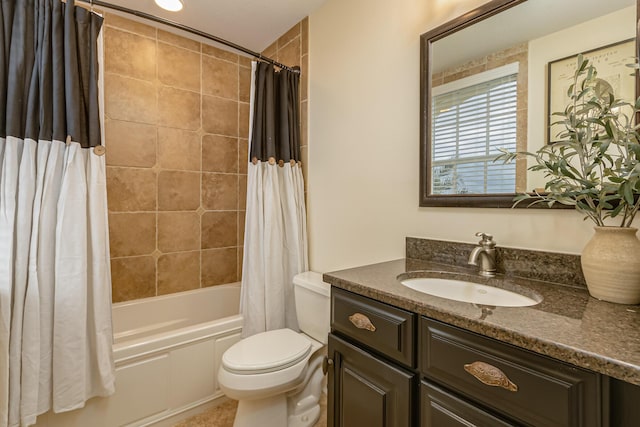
left=323, top=258, right=640, bottom=386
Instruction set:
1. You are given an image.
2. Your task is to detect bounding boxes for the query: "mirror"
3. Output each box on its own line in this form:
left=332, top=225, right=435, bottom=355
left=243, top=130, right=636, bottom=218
left=420, top=0, right=639, bottom=207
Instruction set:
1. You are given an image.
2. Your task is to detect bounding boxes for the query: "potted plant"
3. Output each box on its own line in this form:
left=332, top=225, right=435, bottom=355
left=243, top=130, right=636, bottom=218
left=497, top=55, right=640, bottom=304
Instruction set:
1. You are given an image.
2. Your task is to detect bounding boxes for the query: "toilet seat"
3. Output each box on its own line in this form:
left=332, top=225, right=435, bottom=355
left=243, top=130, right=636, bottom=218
left=222, top=329, right=312, bottom=374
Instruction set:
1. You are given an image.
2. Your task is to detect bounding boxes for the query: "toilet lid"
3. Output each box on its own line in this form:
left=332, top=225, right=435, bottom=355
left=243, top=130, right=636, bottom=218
left=222, top=329, right=312, bottom=374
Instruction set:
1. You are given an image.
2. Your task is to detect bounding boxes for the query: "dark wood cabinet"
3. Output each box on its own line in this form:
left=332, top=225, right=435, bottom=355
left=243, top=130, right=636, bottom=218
left=609, top=378, right=640, bottom=427
left=328, top=287, right=639, bottom=427
left=328, top=334, right=416, bottom=427
left=421, top=381, right=515, bottom=427
left=331, top=287, right=416, bottom=368
left=421, top=318, right=603, bottom=427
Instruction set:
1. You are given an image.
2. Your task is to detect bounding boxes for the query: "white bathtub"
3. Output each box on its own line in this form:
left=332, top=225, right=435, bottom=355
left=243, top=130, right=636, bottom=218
left=34, top=284, right=243, bottom=427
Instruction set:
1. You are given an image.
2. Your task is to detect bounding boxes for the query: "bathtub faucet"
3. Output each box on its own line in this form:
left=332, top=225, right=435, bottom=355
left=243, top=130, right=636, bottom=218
left=468, top=232, right=497, bottom=277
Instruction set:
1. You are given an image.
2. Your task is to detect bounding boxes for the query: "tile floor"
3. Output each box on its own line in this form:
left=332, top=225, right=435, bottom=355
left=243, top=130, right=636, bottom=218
left=174, top=394, right=327, bottom=427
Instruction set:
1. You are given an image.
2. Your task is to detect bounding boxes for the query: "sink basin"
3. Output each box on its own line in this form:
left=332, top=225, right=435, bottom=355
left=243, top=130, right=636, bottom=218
left=400, top=277, right=540, bottom=307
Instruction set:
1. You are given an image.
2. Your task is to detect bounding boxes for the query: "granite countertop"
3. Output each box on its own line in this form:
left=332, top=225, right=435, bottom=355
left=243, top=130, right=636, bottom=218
left=323, top=258, right=640, bottom=386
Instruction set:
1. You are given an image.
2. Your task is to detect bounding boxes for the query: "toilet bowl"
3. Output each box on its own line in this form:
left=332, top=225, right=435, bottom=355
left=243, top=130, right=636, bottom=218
left=218, top=271, right=330, bottom=427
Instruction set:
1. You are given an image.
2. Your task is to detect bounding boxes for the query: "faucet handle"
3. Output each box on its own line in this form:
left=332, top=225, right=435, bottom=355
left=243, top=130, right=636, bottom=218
left=475, top=232, right=496, bottom=248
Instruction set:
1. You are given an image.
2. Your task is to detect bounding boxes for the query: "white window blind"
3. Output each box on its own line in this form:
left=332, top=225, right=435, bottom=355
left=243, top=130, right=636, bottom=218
left=431, top=64, right=518, bottom=195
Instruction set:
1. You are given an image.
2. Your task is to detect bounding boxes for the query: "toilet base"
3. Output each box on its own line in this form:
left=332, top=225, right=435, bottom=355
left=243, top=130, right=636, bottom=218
left=288, top=403, right=320, bottom=427
left=233, top=395, right=287, bottom=427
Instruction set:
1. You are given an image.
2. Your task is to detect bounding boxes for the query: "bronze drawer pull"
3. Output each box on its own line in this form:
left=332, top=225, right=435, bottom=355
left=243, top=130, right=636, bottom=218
left=348, top=313, right=376, bottom=331
left=464, top=361, right=518, bottom=392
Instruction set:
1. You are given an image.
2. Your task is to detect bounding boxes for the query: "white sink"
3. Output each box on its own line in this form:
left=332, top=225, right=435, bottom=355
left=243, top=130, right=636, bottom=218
left=400, top=277, right=540, bottom=307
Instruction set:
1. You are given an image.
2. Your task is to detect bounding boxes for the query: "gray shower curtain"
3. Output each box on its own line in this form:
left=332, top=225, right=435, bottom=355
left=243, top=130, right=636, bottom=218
left=0, top=1, right=114, bottom=426
left=240, top=62, right=308, bottom=338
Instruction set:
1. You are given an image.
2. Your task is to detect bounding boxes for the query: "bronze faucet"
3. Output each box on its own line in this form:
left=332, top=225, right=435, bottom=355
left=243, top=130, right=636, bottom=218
left=468, top=232, right=497, bottom=277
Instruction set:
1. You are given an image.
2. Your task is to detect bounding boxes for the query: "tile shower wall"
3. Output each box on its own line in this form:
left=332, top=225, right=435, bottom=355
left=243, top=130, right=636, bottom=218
left=102, top=13, right=308, bottom=302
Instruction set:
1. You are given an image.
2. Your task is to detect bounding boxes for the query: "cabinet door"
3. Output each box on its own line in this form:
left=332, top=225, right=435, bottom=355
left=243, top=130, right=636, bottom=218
left=421, top=381, right=516, bottom=427
left=328, top=334, right=415, bottom=427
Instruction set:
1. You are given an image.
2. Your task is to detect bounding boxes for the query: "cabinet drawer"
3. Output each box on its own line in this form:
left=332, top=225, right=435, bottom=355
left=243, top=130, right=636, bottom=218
left=420, top=318, right=603, bottom=427
left=331, top=288, right=415, bottom=367
left=421, top=381, right=515, bottom=427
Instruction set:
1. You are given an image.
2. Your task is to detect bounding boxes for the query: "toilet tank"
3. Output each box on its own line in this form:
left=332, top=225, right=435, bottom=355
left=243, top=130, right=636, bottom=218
left=293, top=271, right=331, bottom=344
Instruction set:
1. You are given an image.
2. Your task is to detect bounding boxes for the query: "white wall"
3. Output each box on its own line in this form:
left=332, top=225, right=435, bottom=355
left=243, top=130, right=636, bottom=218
left=306, top=0, right=633, bottom=273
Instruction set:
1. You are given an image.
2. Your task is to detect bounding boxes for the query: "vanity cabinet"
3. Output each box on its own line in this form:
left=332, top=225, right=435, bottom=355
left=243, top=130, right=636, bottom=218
left=328, top=286, right=640, bottom=427
left=328, top=334, right=415, bottom=427
left=421, top=318, right=603, bottom=427
left=328, top=287, right=417, bottom=427
left=421, top=381, right=514, bottom=426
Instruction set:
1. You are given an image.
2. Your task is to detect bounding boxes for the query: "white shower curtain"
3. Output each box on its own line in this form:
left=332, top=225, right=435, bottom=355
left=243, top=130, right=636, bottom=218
left=240, top=62, right=309, bottom=338
left=0, top=2, right=115, bottom=426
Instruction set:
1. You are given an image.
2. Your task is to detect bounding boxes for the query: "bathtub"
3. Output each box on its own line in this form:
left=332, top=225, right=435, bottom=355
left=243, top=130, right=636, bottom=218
left=34, top=284, right=243, bottom=427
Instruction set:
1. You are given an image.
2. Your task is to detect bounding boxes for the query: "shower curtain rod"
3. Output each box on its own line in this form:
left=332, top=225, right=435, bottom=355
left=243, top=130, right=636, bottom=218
left=89, top=0, right=300, bottom=73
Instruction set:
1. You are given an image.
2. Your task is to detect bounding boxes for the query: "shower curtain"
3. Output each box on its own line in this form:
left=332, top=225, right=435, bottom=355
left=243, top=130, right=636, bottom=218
left=240, top=61, right=308, bottom=338
left=0, top=1, right=115, bottom=426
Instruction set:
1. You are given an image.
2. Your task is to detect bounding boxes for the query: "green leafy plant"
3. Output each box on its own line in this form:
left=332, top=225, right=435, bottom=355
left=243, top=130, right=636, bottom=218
left=496, top=55, right=640, bottom=227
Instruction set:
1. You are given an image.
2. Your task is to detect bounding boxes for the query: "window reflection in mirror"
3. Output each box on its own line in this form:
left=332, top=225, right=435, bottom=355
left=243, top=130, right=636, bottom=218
left=431, top=60, right=520, bottom=195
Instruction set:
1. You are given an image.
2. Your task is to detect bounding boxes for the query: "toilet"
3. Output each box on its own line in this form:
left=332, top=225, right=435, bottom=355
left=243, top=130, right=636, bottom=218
left=218, top=271, right=330, bottom=427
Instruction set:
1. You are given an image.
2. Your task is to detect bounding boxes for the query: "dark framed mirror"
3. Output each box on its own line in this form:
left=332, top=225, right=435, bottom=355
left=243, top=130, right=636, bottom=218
left=419, top=0, right=639, bottom=207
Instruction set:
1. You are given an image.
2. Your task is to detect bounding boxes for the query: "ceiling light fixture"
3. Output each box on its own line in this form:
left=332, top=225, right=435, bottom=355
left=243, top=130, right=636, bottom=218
left=155, top=0, right=183, bottom=12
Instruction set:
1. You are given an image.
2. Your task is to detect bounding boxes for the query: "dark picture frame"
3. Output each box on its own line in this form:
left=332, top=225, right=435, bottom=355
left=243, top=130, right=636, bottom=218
left=547, top=38, right=636, bottom=144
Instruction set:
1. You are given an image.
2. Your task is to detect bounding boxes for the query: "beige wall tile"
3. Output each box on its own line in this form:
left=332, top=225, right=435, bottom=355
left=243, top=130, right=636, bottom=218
left=301, top=100, right=308, bottom=147
left=107, top=167, right=157, bottom=212
left=105, top=74, right=157, bottom=124
left=262, top=41, right=277, bottom=60
left=202, top=44, right=238, bottom=63
left=158, top=127, right=201, bottom=171
left=239, top=103, right=250, bottom=140
left=158, top=86, right=201, bottom=130
left=105, top=27, right=156, bottom=81
left=301, top=18, right=309, bottom=56
left=278, top=37, right=301, bottom=68
left=105, top=13, right=156, bottom=38
left=278, top=23, right=300, bottom=48
left=201, top=248, right=237, bottom=286
left=109, top=213, right=156, bottom=257
left=202, top=96, right=238, bottom=136
left=202, top=173, right=238, bottom=210
left=201, top=211, right=237, bottom=249
left=202, top=55, right=238, bottom=100
left=158, top=170, right=201, bottom=211
left=103, top=14, right=309, bottom=300
left=202, top=134, right=237, bottom=173
left=111, top=256, right=156, bottom=302
left=239, top=66, right=251, bottom=103
left=238, top=211, right=246, bottom=246
left=105, top=120, right=157, bottom=167
left=239, top=55, right=252, bottom=68
left=301, top=146, right=308, bottom=192
left=238, top=175, right=247, bottom=211
left=158, top=251, right=200, bottom=294
left=158, top=211, right=200, bottom=252
left=237, top=247, right=244, bottom=281
left=158, top=29, right=201, bottom=52
left=300, top=55, right=308, bottom=102
left=238, top=138, right=248, bottom=174
left=158, top=42, right=201, bottom=92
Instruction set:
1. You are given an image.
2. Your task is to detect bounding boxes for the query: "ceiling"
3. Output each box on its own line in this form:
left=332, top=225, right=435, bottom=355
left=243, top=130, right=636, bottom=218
left=96, top=0, right=327, bottom=53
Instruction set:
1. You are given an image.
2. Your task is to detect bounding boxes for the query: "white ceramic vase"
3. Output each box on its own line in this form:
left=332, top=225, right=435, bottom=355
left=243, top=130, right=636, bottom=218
left=581, top=226, right=640, bottom=305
